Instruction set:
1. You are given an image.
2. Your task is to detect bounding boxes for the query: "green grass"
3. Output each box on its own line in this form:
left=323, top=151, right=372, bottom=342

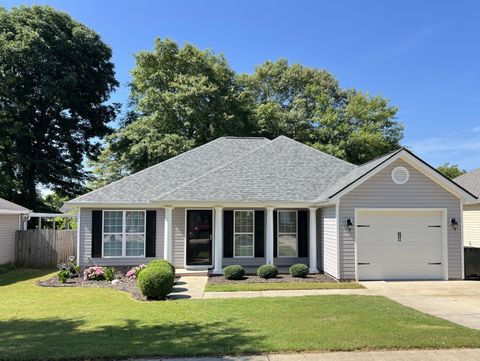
left=1, top=269, right=480, bottom=360
left=205, top=281, right=365, bottom=292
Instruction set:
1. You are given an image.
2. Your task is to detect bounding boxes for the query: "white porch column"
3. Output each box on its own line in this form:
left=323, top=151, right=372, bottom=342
left=265, top=207, right=275, bottom=265
left=213, top=206, right=224, bottom=274
left=309, top=207, right=319, bottom=273
left=163, top=206, right=173, bottom=262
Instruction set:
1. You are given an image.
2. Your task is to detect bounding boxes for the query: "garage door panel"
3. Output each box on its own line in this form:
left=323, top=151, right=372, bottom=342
left=357, top=210, right=444, bottom=280
left=359, top=263, right=443, bottom=280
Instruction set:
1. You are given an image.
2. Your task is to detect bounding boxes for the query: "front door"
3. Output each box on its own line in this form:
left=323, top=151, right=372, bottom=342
left=186, top=210, right=213, bottom=266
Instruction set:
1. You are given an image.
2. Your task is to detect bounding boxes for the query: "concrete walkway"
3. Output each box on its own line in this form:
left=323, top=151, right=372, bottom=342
left=203, top=288, right=369, bottom=299
left=169, top=276, right=207, bottom=300
left=135, top=349, right=480, bottom=361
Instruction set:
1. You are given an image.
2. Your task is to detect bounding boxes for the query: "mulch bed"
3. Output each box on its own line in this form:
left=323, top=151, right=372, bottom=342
left=37, top=275, right=147, bottom=301
left=207, top=273, right=338, bottom=284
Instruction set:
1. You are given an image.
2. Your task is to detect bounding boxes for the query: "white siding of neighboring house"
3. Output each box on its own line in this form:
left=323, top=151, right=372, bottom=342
left=78, top=208, right=165, bottom=266
left=0, top=214, right=20, bottom=265
left=464, top=203, right=480, bottom=248
left=321, top=206, right=338, bottom=278
left=339, top=159, right=463, bottom=280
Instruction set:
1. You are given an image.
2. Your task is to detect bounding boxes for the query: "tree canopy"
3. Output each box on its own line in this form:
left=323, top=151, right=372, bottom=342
left=437, top=163, right=466, bottom=179
left=98, top=38, right=254, bottom=181
left=0, top=5, right=118, bottom=209
left=91, top=40, right=403, bottom=188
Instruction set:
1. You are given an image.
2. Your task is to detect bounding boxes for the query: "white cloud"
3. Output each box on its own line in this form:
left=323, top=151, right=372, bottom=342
left=407, top=130, right=480, bottom=170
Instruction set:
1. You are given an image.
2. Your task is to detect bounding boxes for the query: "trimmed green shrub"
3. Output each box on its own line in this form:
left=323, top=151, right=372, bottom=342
left=223, top=265, right=245, bottom=280
left=104, top=267, right=117, bottom=282
left=137, top=264, right=175, bottom=300
left=257, top=265, right=278, bottom=279
left=289, top=263, right=309, bottom=278
left=148, top=259, right=175, bottom=274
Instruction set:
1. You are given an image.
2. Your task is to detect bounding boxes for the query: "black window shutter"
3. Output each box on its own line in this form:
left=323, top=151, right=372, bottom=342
left=145, top=210, right=157, bottom=257
left=273, top=211, right=277, bottom=258
left=298, top=210, right=309, bottom=257
left=223, top=210, right=233, bottom=258
left=254, top=210, right=264, bottom=257
left=91, top=210, right=102, bottom=258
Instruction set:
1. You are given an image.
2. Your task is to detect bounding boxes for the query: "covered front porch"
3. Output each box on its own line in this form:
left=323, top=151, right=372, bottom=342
left=161, top=205, right=320, bottom=275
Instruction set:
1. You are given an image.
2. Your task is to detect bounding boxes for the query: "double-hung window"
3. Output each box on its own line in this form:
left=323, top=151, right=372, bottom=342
left=234, top=210, right=254, bottom=258
left=103, top=210, right=146, bottom=257
left=277, top=210, right=297, bottom=257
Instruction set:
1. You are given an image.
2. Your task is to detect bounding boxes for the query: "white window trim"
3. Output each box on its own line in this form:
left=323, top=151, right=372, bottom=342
left=233, top=210, right=255, bottom=258
left=277, top=210, right=298, bottom=258
left=102, top=210, right=146, bottom=258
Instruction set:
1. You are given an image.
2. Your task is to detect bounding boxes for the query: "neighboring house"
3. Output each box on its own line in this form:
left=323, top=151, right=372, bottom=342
left=0, top=198, right=29, bottom=265
left=455, top=169, right=480, bottom=248
left=65, top=136, right=478, bottom=281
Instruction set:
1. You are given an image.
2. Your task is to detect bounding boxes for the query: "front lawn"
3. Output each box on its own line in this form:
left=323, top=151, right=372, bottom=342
left=1, top=269, right=480, bottom=360
left=205, top=282, right=364, bottom=292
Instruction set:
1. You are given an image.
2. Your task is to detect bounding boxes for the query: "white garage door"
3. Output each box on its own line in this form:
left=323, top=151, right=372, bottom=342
left=356, top=210, right=444, bottom=280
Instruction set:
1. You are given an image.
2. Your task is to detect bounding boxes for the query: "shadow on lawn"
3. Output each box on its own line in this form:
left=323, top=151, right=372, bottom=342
left=0, top=268, right=54, bottom=286
left=0, top=317, right=264, bottom=360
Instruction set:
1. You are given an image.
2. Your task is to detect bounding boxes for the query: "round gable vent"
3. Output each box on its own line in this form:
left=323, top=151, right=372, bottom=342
left=391, top=166, right=409, bottom=184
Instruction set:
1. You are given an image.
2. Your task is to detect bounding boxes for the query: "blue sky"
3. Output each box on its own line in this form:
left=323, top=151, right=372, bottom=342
left=4, top=0, right=480, bottom=170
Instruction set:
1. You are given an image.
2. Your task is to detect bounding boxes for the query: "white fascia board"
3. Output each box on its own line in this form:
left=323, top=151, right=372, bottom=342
left=329, top=150, right=478, bottom=204
left=66, top=200, right=318, bottom=209
left=0, top=209, right=30, bottom=215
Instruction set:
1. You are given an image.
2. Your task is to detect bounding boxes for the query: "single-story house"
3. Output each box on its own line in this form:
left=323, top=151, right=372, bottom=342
left=65, top=136, right=478, bottom=280
left=455, top=169, right=480, bottom=248
left=0, top=198, right=29, bottom=265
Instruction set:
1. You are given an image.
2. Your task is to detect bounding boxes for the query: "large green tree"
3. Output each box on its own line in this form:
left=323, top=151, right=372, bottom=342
left=92, top=43, right=403, bottom=188
left=0, top=5, right=118, bottom=209
left=91, top=38, right=254, bottom=187
left=240, top=59, right=403, bottom=164
left=437, top=163, right=466, bottom=179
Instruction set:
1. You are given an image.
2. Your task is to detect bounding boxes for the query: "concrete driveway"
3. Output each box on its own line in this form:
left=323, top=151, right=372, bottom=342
left=362, top=280, right=480, bottom=330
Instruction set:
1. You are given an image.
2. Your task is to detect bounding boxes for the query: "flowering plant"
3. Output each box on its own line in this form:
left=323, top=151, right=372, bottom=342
left=83, top=266, right=105, bottom=281
left=126, top=264, right=146, bottom=280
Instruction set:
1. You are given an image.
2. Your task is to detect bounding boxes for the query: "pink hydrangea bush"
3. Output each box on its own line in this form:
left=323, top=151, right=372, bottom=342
left=126, top=264, right=146, bottom=280
left=83, top=266, right=105, bottom=281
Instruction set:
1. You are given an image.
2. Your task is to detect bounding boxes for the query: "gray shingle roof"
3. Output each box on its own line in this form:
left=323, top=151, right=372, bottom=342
left=68, top=136, right=361, bottom=205
left=455, top=168, right=480, bottom=197
left=0, top=198, right=29, bottom=213
left=159, top=136, right=356, bottom=202
left=70, top=137, right=271, bottom=204
left=71, top=136, right=411, bottom=205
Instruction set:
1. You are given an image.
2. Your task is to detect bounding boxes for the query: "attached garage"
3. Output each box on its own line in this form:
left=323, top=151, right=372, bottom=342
left=356, top=209, right=447, bottom=280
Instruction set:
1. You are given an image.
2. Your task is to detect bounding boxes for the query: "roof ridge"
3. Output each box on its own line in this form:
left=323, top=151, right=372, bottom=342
left=154, top=137, right=277, bottom=201
left=69, top=137, right=233, bottom=203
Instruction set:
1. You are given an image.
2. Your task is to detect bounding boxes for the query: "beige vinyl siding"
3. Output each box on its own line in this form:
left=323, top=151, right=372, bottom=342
left=464, top=204, right=480, bottom=248
left=339, top=159, right=463, bottom=280
left=0, top=214, right=19, bottom=264
left=172, top=207, right=186, bottom=268
left=321, top=206, right=338, bottom=278
left=78, top=208, right=165, bottom=266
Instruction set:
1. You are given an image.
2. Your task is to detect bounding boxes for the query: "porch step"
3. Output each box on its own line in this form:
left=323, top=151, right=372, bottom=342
left=175, top=268, right=210, bottom=277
